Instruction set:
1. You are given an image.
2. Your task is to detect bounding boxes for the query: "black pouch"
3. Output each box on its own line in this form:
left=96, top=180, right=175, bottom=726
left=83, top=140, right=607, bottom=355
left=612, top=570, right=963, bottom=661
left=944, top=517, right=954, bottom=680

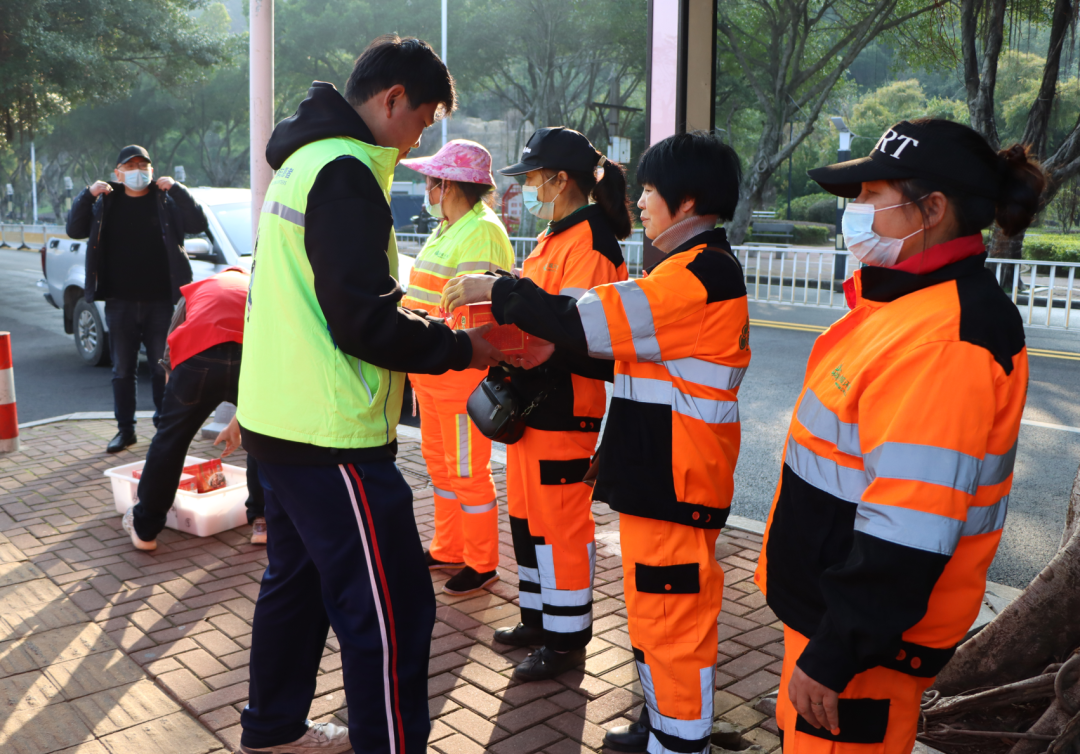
left=467, top=371, right=528, bottom=444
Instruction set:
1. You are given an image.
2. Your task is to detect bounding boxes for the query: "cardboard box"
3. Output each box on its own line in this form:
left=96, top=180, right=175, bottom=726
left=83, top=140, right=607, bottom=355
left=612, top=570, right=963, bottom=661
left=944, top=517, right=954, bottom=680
left=447, top=303, right=528, bottom=354
left=132, top=469, right=199, bottom=493
left=182, top=459, right=227, bottom=493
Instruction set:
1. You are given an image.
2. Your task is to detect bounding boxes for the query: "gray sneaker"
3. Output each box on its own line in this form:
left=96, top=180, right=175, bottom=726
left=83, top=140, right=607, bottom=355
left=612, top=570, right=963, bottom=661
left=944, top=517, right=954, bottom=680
left=239, top=720, right=351, bottom=753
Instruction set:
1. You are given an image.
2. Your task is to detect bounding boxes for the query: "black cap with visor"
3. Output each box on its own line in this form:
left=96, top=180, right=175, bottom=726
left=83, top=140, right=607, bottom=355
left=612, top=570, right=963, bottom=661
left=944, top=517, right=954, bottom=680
left=116, top=145, right=152, bottom=167
left=500, top=127, right=601, bottom=176
left=808, top=120, right=1004, bottom=200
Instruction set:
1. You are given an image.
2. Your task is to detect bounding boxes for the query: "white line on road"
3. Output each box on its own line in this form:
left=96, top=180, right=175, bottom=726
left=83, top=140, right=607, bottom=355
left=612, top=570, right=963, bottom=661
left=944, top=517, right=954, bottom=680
left=1021, top=419, right=1080, bottom=434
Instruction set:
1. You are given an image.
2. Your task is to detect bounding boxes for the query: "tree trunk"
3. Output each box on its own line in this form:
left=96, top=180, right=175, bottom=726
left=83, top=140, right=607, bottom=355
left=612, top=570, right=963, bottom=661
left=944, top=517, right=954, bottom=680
left=1020, top=0, right=1074, bottom=160
left=988, top=227, right=1025, bottom=259
left=933, top=461, right=1080, bottom=695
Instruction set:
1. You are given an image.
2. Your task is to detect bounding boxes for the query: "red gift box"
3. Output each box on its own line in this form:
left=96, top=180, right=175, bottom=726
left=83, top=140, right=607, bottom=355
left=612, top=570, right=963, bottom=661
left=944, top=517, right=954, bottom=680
left=447, top=303, right=528, bottom=354
left=182, top=459, right=227, bottom=493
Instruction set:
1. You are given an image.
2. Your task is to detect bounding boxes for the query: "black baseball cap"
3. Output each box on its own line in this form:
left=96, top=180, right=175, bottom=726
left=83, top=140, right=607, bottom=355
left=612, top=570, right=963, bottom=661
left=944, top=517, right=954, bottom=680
left=116, top=145, right=152, bottom=167
left=500, top=127, right=601, bottom=176
left=808, top=119, right=1003, bottom=200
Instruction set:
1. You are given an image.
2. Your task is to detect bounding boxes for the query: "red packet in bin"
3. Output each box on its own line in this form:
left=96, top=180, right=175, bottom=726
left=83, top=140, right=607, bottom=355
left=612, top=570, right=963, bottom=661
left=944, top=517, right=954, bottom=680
left=447, top=303, right=527, bottom=355
left=182, top=460, right=227, bottom=493
left=178, top=474, right=199, bottom=493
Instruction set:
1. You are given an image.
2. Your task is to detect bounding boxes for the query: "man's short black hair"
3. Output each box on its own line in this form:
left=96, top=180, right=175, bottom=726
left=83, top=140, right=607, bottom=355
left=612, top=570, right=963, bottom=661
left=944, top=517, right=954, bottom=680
left=636, top=132, right=742, bottom=220
left=345, top=34, right=457, bottom=115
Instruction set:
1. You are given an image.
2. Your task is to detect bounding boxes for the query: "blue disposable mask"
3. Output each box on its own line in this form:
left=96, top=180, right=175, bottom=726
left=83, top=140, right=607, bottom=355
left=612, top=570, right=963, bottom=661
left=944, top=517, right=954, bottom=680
left=121, top=169, right=152, bottom=191
left=425, top=181, right=444, bottom=219
left=522, top=174, right=559, bottom=220
left=841, top=200, right=923, bottom=267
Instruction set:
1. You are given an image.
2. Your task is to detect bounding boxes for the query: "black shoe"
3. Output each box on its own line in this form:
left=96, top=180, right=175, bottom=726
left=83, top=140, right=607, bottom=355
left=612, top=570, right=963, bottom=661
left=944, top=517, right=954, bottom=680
left=512, top=645, right=585, bottom=682
left=493, top=622, right=544, bottom=647
left=106, top=431, right=137, bottom=453
left=443, top=567, right=499, bottom=596
left=603, top=706, right=650, bottom=752
left=424, top=550, right=465, bottom=571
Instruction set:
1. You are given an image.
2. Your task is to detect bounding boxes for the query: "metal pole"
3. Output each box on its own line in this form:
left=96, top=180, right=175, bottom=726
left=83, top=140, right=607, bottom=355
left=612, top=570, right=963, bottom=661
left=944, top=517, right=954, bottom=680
left=250, top=0, right=275, bottom=248
left=441, top=0, right=448, bottom=146
left=30, top=142, right=38, bottom=225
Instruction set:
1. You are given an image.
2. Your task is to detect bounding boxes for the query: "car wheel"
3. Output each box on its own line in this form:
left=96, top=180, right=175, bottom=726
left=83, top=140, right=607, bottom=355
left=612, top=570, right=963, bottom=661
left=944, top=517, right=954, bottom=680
left=73, top=299, right=110, bottom=366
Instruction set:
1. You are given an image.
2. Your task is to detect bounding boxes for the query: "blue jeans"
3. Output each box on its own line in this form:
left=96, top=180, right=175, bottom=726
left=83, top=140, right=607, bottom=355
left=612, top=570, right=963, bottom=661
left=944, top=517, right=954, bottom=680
left=105, top=300, right=173, bottom=434
left=240, top=460, right=435, bottom=753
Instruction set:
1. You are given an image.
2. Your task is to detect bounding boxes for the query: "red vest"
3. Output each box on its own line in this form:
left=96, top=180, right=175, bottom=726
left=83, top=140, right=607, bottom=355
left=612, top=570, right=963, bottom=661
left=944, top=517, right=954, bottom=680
left=167, top=269, right=249, bottom=368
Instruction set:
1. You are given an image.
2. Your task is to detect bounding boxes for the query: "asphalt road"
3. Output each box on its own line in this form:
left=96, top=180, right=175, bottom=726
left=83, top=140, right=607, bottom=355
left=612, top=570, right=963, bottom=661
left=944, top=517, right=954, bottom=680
left=3, top=247, right=1079, bottom=589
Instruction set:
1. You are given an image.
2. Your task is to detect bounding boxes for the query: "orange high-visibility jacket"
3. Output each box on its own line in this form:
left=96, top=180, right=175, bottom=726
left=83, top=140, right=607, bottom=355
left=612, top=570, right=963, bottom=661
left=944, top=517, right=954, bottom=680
left=491, top=227, right=751, bottom=526
left=502, top=204, right=628, bottom=433
left=755, top=250, right=1028, bottom=693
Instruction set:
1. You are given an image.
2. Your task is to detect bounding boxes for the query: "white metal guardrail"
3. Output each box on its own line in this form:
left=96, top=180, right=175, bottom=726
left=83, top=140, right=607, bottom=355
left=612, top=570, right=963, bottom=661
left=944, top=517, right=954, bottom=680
left=0, top=223, right=69, bottom=248
left=399, top=232, right=1080, bottom=332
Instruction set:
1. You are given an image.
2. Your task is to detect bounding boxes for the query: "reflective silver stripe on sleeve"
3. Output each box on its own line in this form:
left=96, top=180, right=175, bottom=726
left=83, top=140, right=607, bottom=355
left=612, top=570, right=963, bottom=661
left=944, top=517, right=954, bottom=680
left=613, top=374, right=671, bottom=404
left=519, top=591, right=543, bottom=610
left=457, top=415, right=471, bottom=479
left=415, top=258, right=457, bottom=277
left=560, top=287, right=587, bottom=299
left=542, top=612, right=592, bottom=633
left=262, top=200, right=305, bottom=227
left=517, top=565, right=540, bottom=584
left=854, top=500, right=963, bottom=555
left=961, top=495, right=1009, bottom=537
left=578, top=289, right=614, bottom=358
left=797, top=390, right=862, bottom=457
left=617, top=282, right=662, bottom=362
left=979, top=443, right=1017, bottom=487
left=433, top=486, right=458, bottom=500
left=785, top=435, right=868, bottom=503
left=541, top=586, right=593, bottom=607
left=864, top=442, right=982, bottom=495
left=456, top=260, right=502, bottom=273
left=665, top=357, right=746, bottom=391
left=402, top=288, right=441, bottom=304
left=672, top=391, right=740, bottom=424
left=461, top=500, right=496, bottom=514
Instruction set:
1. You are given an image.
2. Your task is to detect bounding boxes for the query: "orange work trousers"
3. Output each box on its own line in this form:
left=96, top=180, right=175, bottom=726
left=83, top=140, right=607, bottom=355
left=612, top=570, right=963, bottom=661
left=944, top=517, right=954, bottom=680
left=776, top=626, right=935, bottom=754
left=507, top=426, right=599, bottom=651
left=621, top=513, right=723, bottom=754
left=410, top=369, right=499, bottom=573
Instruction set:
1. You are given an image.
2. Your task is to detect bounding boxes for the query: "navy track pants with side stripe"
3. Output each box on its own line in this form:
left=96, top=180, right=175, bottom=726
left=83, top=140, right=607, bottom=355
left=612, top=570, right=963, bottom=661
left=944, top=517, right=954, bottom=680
left=239, top=460, right=436, bottom=754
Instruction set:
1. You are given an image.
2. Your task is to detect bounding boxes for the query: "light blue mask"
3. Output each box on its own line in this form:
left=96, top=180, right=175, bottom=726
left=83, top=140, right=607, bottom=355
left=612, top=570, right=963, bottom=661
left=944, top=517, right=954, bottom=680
left=522, top=174, right=558, bottom=220
left=424, top=181, right=444, bottom=219
left=122, top=169, right=152, bottom=191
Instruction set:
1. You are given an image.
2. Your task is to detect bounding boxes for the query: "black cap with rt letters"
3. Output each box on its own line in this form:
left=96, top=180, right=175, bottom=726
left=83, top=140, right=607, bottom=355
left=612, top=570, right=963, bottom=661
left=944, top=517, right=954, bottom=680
left=808, top=120, right=1003, bottom=200
left=500, top=127, right=601, bottom=176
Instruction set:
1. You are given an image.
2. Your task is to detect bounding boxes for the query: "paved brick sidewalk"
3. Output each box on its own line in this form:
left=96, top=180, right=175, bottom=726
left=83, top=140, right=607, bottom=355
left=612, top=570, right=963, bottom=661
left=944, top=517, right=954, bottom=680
left=0, top=420, right=784, bottom=753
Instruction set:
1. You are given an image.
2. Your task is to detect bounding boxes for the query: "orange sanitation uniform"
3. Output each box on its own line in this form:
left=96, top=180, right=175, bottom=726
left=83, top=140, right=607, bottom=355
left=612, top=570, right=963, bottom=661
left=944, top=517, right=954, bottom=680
left=504, top=204, right=626, bottom=651
left=755, top=241, right=1028, bottom=753
left=491, top=226, right=751, bottom=754
left=404, top=204, right=515, bottom=573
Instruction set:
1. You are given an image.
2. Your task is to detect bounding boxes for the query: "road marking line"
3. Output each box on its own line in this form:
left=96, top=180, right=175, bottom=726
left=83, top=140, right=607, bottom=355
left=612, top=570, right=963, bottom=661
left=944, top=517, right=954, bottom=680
left=751, top=319, right=1080, bottom=360
left=1021, top=419, right=1080, bottom=434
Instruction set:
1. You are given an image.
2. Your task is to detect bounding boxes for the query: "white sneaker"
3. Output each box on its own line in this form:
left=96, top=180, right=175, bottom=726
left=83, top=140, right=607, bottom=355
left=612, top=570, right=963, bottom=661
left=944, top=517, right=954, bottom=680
left=122, top=509, right=157, bottom=551
left=239, top=721, right=351, bottom=753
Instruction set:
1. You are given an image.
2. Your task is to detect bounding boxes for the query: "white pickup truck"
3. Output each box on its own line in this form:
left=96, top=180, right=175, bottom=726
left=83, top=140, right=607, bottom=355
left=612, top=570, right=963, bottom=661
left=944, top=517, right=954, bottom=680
left=37, top=186, right=417, bottom=365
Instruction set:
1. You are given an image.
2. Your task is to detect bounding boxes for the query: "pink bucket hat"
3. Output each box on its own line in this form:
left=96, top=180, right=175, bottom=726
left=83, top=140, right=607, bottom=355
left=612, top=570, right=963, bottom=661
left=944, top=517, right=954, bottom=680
left=400, top=139, right=495, bottom=185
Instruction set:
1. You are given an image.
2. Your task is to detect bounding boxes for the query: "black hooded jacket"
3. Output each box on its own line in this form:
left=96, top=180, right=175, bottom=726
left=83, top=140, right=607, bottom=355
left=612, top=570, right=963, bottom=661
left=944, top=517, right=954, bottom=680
left=66, top=181, right=206, bottom=304
left=242, top=81, right=472, bottom=464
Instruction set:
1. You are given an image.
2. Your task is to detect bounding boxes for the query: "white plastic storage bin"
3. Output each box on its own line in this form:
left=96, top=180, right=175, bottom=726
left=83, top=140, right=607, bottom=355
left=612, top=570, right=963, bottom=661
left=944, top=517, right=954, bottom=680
left=105, top=456, right=251, bottom=538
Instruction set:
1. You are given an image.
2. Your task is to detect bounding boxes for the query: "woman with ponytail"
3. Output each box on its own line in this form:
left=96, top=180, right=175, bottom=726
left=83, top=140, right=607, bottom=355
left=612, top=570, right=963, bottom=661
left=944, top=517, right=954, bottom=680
left=441, top=126, right=630, bottom=682
left=755, top=118, right=1043, bottom=753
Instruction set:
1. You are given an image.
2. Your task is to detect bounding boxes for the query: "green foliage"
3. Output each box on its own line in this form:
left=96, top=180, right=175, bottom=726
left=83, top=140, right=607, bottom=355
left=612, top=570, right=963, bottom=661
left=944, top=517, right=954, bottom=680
left=745, top=223, right=831, bottom=246
left=0, top=0, right=234, bottom=142
left=1022, top=233, right=1080, bottom=263
left=788, top=193, right=838, bottom=224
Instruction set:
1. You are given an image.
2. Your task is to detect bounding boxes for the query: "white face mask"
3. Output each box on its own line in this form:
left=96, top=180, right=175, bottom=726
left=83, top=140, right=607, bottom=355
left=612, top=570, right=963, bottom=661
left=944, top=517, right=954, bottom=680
left=841, top=200, right=923, bottom=267
left=425, top=180, right=444, bottom=219
left=120, top=168, right=152, bottom=191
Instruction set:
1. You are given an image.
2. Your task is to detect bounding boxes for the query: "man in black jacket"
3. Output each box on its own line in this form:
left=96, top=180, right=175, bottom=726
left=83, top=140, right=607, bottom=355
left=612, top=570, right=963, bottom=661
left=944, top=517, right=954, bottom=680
left=66, top=145, right=208, bottom=453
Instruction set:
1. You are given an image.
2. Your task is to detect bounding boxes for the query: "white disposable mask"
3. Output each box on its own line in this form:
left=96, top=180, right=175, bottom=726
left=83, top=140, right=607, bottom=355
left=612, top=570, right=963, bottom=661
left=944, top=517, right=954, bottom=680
left=425, top=181, right=444, bottom=219
left=121, top=168, right=152, bottom=191
left=841, top=200, right=923, bottom=267
left=522, top=173, right=558, bottom=220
